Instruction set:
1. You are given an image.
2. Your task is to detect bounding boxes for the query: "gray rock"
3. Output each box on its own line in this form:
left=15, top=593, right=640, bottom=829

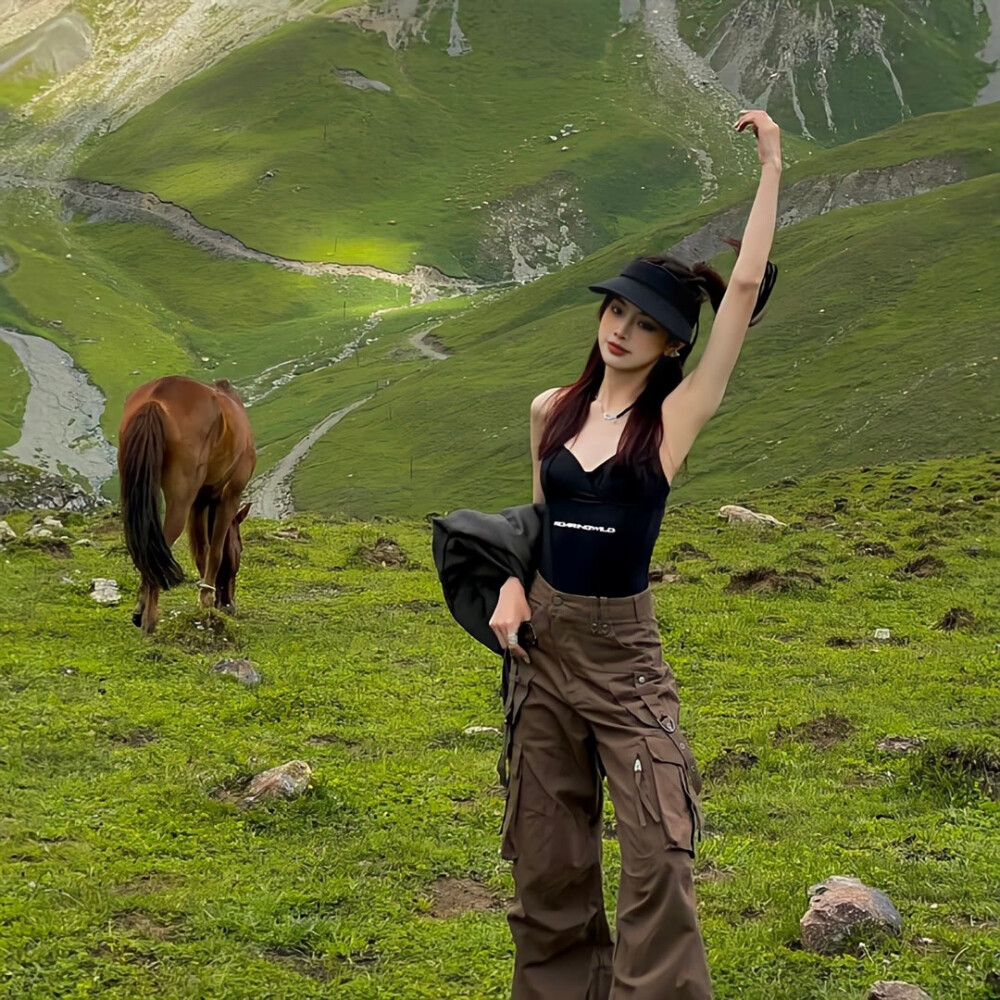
left=877, top=736, right=925, bottom=755
left=211, top=658, right=262, bottom=685
left=0, top=520, right=15, bottom=542
left=42, top=516, right=64, bottom=528
left=89, top=578, right=121, bottom=604
left=868, top=982, right=931, bottom=1000
left=718, top=504, right=787, bottom=527
left=26, top=523, right=54, bottom=539
left=241, top=760, right=312, bottom=806
left=801, top=876, right=902, bottom=954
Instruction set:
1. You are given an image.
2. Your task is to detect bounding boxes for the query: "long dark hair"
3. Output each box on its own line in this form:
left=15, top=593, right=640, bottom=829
left=539, top=240, right=775, bottom=474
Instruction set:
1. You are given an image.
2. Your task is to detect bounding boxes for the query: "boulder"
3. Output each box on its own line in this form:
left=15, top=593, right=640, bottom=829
left=211, top=658, right=262, bottom=685
left=800, top=876, right=902, bottom=954
left=0, top=520, right=15, bottom=542
left=868, top=982, right=931, bottom=1000
left=89, top=578, right=121, bottom=604
left=241, top=760, right=312, bottom=806
left=718, top=504, right=787, bottom=527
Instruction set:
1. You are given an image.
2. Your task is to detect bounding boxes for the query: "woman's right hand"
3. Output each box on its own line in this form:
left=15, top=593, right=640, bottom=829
left=490, top=576, right=532, bottom=662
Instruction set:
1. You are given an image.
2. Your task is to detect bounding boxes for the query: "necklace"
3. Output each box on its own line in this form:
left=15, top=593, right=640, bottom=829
left=596, top=399, right=637, bottom=422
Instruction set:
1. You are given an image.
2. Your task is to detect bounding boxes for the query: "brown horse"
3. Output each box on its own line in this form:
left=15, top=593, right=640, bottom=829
left=118, top=375, right=256, bottom=633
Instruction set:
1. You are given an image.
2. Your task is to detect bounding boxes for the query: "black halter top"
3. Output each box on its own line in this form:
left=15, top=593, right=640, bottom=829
left=539, top=445, right=670, bottom=598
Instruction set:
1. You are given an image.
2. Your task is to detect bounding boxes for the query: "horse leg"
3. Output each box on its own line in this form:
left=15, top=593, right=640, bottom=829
left=187, top=498, right=210, bottom=581
left=132, top=580, right=149, bottom=628
left=141, top=486, right=197, bottom=633
left=201, top=493, right=240, bottom=609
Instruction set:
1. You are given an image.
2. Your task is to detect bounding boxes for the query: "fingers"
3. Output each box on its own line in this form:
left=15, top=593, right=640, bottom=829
left=490, top=621, right=531, bottom=662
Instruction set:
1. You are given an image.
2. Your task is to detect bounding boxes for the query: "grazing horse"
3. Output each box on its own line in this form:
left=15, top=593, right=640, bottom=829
left=117, top=375, right=256, bottom=633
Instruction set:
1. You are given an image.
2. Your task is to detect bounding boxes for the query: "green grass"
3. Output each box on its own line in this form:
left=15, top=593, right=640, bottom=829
left=75, top=1, right=750, bottom=276
left=0, top=451, right=996, bottom=998
left=675, top=0, right=991, bottom=142
left=294, top=102, right=1000, bottom=520
left=0, top=335, right=29, bottom=450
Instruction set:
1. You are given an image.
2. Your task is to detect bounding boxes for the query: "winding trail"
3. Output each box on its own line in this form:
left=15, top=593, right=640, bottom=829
left=0, top=327, right=116, bottom=491
left=247, top=396, right=373, bottom=520
left=978, top=0, right=1000, bottom=104
left=0, top=175, right=485, bottom=304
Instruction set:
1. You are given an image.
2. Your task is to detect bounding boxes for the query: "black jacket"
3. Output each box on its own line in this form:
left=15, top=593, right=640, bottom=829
left=431, top=503, right=544, bottom=656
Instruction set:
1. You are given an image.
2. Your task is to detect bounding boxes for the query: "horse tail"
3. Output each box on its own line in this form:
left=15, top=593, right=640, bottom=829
left=119, top=401, right=185, bottom=590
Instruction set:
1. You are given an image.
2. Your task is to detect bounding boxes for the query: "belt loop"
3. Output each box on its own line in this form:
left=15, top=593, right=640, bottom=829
left=598, top=595, right=608, bottom=624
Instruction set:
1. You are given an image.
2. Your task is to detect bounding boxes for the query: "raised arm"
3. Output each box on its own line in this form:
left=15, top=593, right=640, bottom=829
left=661, top=110, right=781, bottom=476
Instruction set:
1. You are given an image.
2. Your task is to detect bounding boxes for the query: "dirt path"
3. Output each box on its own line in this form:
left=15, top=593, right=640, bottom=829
left=247, top=397, right=373, bottom=520
left=0, top=326, right=116, bottom=491
left=0, top=175, right=485, bottom=304
left=978, top=0, right=1000, bottom=104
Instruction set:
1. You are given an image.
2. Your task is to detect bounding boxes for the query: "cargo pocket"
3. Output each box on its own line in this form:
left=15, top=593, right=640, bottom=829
left=608, top=670, right=679, bottom=737
left=644, top=735, right=700, bottom=855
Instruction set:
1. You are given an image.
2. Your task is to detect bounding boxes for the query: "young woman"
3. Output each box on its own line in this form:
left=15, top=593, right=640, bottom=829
left=489, top=109, right=782, bottom=999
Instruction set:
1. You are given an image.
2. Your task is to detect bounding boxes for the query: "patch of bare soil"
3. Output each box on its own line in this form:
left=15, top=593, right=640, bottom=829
left=934, top=606, right=976, bottom=631
left=356, top=536, right=408, bottom=568
left=725, top=567, right=824, bottom=593
left=111, top=910, right=181, bottom=940
left=427, top=876, right=500, bottom=918
left=896, top=555, right=946, bottom=578
left=774, top=712, right=854, bottom=750
left=854, top=540, right=895, bottom=557
left=704, top=747, right=759, bottom=782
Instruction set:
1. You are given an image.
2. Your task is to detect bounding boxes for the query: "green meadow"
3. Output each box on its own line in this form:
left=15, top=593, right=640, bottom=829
left=1, top=452, right=997, bottom=998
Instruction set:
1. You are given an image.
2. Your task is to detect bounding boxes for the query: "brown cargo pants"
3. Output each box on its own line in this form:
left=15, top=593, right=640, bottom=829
left=499, top=572, right=711, bottom=1000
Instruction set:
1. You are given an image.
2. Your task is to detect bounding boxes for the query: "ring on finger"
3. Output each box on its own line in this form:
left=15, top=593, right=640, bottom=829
left=506, top=632, right=518, bottom=647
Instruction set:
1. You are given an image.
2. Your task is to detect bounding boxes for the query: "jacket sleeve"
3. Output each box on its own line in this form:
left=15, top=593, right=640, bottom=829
left=431, top=505, right=543, bottom=655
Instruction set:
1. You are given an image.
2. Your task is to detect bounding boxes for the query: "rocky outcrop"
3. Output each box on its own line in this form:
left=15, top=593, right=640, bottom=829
left=0, top=457, right=109, bottom=515
left=668, top=156, right=966, bottom=263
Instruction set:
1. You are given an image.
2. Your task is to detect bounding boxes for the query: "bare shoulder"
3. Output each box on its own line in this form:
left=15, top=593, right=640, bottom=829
left=531, top=386, right=564, bottom=420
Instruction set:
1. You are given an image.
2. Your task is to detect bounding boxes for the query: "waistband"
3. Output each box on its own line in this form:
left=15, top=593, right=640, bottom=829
left=529, top=571, right=655, bottom=623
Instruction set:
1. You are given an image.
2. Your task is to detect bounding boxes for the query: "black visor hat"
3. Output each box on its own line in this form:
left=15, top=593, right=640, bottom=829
left=589, top=259, right=702, bottom=345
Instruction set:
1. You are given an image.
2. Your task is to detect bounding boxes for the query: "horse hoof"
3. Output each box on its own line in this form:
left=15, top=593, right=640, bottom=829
left=132, top=612, right=143, bottom=628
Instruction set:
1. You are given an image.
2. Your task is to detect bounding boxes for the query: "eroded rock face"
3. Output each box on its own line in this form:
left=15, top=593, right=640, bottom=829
left=476, top=174, right=597, bottom=283
left=801, top=876, right=903, bottom=954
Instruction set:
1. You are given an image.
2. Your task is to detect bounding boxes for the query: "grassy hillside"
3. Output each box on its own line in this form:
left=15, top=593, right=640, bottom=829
left=675, top=0, right=992, bottom=141
left=0, top=186, right=402, bottom=444
left=295, top=102, right=1000, bottom=519
left=75, top=1, right=752, bottom=277
left=0, top=335, right=30, bottom=450
left=1, top=451, right=997, bottom=998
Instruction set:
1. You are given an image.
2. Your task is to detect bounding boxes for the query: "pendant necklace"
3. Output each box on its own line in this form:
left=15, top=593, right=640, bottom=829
left=598, top=400, right=637, bottom=422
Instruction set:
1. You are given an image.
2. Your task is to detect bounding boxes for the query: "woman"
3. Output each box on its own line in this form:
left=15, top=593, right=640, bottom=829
left=490, top=109, right=782, bottom=999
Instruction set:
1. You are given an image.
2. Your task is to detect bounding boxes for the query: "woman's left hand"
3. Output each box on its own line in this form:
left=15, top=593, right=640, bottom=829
left=734, top=109, right=781, bottom=169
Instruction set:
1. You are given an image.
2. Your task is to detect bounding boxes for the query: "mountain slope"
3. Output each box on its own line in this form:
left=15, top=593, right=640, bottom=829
left=287, top=102, right=1000, bottom=518
left=673, top=0, right=994, bottom=140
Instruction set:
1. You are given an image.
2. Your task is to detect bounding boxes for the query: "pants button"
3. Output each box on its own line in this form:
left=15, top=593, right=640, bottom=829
left=637, top=674, right=646, bottom=684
